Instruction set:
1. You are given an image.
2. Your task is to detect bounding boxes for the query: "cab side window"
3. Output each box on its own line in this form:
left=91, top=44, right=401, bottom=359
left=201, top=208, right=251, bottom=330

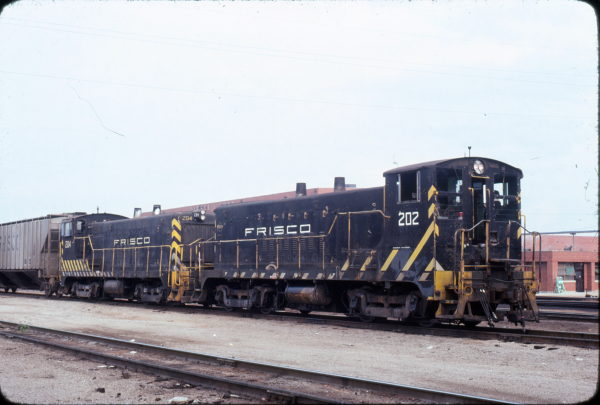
left=60, top=222, right=73, bottom=237
left=397, top=171, right=420, bottom=203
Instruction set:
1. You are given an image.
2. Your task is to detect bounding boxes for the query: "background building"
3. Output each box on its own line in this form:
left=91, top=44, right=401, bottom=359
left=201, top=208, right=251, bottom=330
left=524, top=233, right=598, bottom=294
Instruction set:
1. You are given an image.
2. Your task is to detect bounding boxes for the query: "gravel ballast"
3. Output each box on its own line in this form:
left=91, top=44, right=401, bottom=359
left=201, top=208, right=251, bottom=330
left=0, top=294, right=597, bottom=403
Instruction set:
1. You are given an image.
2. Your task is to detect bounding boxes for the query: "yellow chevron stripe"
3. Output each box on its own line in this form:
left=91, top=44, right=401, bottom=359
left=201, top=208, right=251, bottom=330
left=381, top=248, right=399, bottom=271
left=341, top=257, right=350, bottom=271
left=402, top=221, right=437, bottom=271
left=360, top=255, right=373, bottom=271
left=171, top=218, right=182, bottom=231
left=419, top=272, right=431, bottom=281
left=171, top=230, right=182, bottom=243
left=428, top=185, right=437, bottom=201
left=428, top=203, right=436, bottom=218
left=396, top=273, right=405, bottom=281
left=170, top=241, right=182, bottom=255
left=517, top=228, right=523, bottom=239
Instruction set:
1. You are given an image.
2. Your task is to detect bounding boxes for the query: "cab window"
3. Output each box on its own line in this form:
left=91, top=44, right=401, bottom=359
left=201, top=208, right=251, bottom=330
left=397, top=171, right=420, bottom=203
left=493, top=175, right=518, bottom=207
left=60, top=222, right=73, bottom=237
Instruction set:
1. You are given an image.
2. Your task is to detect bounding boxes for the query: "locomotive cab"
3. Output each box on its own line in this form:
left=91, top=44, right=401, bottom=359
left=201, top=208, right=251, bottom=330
left=383, top=157, right=539, bottom=326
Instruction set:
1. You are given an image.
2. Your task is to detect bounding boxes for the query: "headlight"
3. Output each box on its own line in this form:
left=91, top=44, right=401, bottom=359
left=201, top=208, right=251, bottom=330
left=473, top=160, right=485, bottom=175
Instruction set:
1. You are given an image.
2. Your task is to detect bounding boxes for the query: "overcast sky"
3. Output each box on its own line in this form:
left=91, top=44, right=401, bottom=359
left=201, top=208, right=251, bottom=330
left=0, top=0, right=597, bottom=233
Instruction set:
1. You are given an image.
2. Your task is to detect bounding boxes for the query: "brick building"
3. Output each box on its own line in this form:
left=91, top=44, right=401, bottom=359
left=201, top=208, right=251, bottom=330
left=524, top=234, right=598, bottom=293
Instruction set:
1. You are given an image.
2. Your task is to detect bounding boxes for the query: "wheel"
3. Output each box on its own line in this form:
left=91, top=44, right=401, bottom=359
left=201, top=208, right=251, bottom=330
left=463, top=320, right=481, bottom=328
left=260, top=307, right=274, bottom=315
left=359, top=315, right=374, bottom=322
left=4, top=288, right=9, bottom=293
left=10, top=287, right=16, bottom=293
left=299, top=309, right=311, bottom=316
left=417, top=319, right=437, bottom=327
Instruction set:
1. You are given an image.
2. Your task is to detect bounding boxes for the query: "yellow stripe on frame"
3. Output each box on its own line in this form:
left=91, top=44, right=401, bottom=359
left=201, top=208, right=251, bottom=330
left=380, top=249, right=399, bottom=271
left=402, top=221, right=436, bottom=271
left=360, top=255, right=373, bottom=271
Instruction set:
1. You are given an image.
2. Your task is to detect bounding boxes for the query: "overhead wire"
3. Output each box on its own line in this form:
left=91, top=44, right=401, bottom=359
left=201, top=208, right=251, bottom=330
left=0, top=68, right=592, bottom=121
left=0, top=17, right=595, bottom=88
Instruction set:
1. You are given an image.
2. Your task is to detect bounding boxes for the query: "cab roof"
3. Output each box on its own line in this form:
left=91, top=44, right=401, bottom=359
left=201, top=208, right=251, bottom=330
left=382, top=157, right=522, bottom=176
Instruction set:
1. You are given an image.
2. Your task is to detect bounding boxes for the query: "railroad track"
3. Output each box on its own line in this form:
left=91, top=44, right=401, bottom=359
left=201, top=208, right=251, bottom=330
left=2, top=290, right=598, bottom=348
left=540, top=311, right=598, bottom=323
left=0, top=320, right=511, bottom=404
left=536, top=297, right=598, bottom=310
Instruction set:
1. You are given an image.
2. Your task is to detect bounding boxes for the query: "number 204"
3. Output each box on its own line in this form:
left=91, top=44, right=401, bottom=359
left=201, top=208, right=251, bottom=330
left=398, top=211, right=419, bottom=226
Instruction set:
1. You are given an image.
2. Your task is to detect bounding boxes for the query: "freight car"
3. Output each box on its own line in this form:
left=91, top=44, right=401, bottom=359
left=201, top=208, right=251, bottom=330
left=194, top=157, right=541, bottom=326
left=57, top=210, right=214, bottom=303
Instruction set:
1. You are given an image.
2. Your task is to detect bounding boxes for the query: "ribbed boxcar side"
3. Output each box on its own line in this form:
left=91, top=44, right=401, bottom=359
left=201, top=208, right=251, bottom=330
left=0, top=215, right=65, bottom=291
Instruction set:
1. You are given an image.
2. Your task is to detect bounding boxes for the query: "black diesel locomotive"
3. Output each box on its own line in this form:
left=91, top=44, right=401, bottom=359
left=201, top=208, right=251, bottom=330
left=52, top=157, right=540, bottom=326
left=58, top=210, right=214, bottom=303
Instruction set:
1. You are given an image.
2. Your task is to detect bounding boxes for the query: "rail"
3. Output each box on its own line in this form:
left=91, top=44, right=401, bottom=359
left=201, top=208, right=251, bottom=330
left=0, top=320, right=516, bottom=404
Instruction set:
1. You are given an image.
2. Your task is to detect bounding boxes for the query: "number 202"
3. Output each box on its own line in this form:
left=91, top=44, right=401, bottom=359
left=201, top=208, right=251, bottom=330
left=398, top=211, right=419, bottom=226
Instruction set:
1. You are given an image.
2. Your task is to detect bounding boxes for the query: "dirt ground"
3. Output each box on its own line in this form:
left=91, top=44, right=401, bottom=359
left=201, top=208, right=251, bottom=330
left=0, top=294, right=597, bottom=404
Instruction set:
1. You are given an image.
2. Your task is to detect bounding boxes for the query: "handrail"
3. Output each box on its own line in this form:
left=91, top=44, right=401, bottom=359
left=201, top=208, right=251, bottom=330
left=197, top=209, right=387, bottom=271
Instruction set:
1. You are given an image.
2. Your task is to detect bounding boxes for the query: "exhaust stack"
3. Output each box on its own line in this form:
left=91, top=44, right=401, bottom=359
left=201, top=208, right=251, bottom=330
left=296, top=182, right=307, bottom=197
left=334, top=177, right=346, bottom=192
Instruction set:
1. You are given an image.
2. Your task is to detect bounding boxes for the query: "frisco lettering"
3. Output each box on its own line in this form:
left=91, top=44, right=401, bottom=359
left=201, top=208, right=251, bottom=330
left=244, top=224, right=311, bottom=237
left=113, top=237, right=151, bottom=246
